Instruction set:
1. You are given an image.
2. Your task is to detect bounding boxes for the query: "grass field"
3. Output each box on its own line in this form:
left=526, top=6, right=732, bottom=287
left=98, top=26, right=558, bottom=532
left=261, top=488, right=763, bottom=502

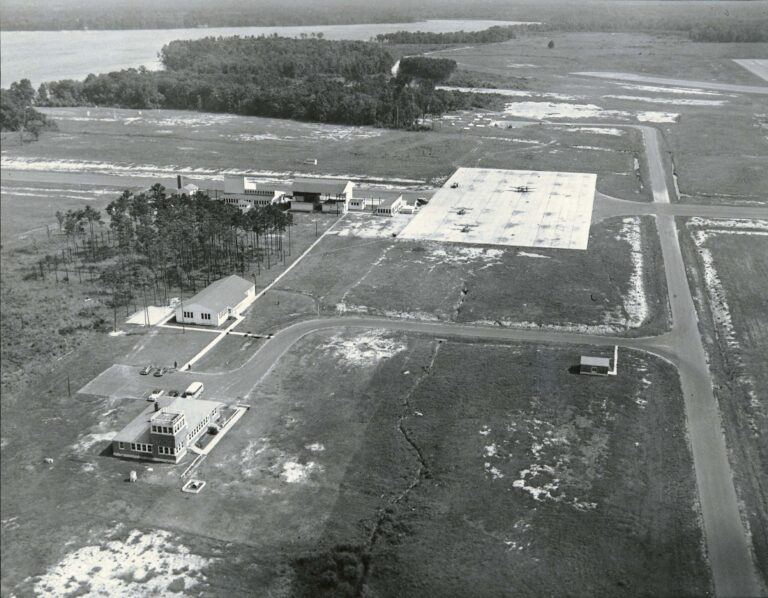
left=4, top=328, right=709, bottom=596
left=274, top=214, right=669, bottom=335
left=681, top=217, right=768, bottom=588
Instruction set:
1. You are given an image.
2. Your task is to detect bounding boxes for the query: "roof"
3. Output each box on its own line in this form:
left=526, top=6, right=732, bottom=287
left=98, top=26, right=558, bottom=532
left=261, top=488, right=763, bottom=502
left=580, top=356, right=611, bottom=367
left=184, top=275, right=253, bottom=313
left=292, top=178, right=352, bottom=196
left=114, top=396, right=225, bottom=443
left=376, top=195, right=404, bottom=209
left=243, top=177, right=289, bottom=193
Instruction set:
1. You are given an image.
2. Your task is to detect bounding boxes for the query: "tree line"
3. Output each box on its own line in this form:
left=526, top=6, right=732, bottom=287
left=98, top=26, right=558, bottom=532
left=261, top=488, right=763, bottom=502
left=0, top=79, right=52, bottom=140
left=689, top=21, right=768, bottom=43
left=376, top=25, right=519, bottom=45
left=38, top=186, right=294, bottom=318
left=33, top=36, right=499, bottom=129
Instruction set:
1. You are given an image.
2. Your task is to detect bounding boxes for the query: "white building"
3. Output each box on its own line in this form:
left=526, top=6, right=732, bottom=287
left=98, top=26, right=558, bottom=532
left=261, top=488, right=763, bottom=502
left=375, top=195, right=405, bottom=216
left=175, top=275, right=256, bottom=327
left=221, top=176, right=290, bottom=211
left=291, top=178, right=354, bottom=213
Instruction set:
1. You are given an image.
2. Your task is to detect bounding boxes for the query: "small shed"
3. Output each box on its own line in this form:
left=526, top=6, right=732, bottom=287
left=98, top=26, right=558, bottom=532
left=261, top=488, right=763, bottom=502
left=580, top=356, right=611, bottom=376
left=579, top=346, right=618, bottom=376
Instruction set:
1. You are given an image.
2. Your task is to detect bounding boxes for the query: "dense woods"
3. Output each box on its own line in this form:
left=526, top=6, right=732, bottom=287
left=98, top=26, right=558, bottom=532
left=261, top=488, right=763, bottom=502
left=34, top=36, right=498, bottom=129
left=0, top=79, right=51, bottom=139
left=40, top=187, right=293, bottom=316
left=376, top=25, right=518, bottom=45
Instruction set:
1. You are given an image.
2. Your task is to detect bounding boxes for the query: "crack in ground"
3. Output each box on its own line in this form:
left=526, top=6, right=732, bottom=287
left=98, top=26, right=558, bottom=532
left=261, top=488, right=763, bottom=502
left=356, top=340, right=443, bottom=596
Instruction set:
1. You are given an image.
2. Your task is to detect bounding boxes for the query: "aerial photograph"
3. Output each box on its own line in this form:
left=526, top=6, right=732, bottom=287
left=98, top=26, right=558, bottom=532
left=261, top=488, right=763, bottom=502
left=0, top=0, right=766, bottom=596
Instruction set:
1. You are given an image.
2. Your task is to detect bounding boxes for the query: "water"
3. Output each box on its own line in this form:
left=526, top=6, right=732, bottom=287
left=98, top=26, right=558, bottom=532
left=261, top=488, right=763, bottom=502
left=1, top=20, right=534, bottom=86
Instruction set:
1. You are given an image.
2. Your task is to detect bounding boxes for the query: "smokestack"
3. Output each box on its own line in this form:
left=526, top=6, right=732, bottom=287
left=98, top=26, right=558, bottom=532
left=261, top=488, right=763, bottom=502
left=154, top=401, right=160, bottom=411
left=177, top=175, right=182, bottom=190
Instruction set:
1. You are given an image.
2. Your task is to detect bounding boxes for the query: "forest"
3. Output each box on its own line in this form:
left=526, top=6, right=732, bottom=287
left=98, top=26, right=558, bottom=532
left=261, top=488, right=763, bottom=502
left=40, top=186, right=293, bottom=317
left=0, top=79, right=51, bottom=139
left=376, top=25, right=519, bottom=45
left=34, top=36, right=499, bottom=129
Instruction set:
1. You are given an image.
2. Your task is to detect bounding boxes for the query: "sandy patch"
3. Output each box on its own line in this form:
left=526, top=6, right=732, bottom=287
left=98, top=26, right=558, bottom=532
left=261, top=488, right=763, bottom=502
left=611, top=217, right=649, bottom=328
left=517, top=251, right=550, bottom=259
left=604, top=94, right=726, bottom=106
left=438, top=86, right=582, bottom=101
left=636, top=111, right=680, bottom=123
left=71, top=432, right=116, bottom=454
left=616, top=83, right=729, bottom=97
left=423, top=244, right=504, bottom=266
left=331, top=213, right=412, bottom=238
left=322, top=330, right=406, bottom=367
left=126, top=305, right=173, bottom=326
left=503, top=101, right=629, bottom=120
left=29, top=528, right=213, bottom=597
left=280, top=461, right=322, bottom=483
left=564, top=126, right=625, bottom=136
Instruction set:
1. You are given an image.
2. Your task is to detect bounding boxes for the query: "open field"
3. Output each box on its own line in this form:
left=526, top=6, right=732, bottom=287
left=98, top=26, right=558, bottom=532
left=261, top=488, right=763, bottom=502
left=0, top=180, right=124, bottom=245
left=275, top=214, right=669, bottom=336
left=0, top=324, right=710, bottom=595
left=681, top=217, right=768, bottom=587
left=2, top=32, right=764, bottom=205
left=2, top=102, right=648, bottom=200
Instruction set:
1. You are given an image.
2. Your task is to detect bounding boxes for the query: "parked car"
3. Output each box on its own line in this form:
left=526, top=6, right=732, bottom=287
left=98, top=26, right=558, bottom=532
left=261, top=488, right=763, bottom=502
left=153, top=367, right=167, bottom=377
left=139, top=365, right=153, bottom=375
left=167, top=390, right=180, bottom=397
left=148, top=388, right=164, bottom=401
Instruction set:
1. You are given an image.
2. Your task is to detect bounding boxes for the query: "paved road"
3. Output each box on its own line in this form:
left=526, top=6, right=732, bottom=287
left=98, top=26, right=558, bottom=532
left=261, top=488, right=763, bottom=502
left=634, top=124, right=763, bottom=598
left=593, top=192, right=768, bottom=222
left=574, top=71, right=768, bottom=95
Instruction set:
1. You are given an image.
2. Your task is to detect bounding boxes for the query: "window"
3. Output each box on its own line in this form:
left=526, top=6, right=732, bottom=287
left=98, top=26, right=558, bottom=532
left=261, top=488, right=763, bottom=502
left=183, top=311, right=193, bottom=319
left=131, top=443, right=136, bottom=451
left=118, top=442, right=124, bottom=449
left=201, top=313, right=211, bottom=321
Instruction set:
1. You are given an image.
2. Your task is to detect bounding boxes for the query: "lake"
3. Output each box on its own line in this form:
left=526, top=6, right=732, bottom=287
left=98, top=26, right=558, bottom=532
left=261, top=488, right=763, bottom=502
left=1, top=20, right=534, bottom=86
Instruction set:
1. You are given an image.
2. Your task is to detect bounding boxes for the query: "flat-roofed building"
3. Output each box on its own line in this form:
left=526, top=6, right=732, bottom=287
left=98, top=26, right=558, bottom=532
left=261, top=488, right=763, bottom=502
left=291, top=178, right=354, bottom=213
left=374, top=195, right=405, bottom=216
left=112, top=396, right=225, bottom=463
left=580, top=347, right=618, bottom=376
left=221, top=176, right=290, bottom=211
left=175, top=275, right=255, bottom=327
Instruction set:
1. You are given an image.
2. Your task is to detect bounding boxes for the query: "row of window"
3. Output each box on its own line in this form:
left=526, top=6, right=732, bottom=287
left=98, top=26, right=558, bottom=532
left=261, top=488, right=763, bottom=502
left=186, top=412, right=216, bottom=442
left=151, top=422, right=183, bottom=436
left=182, top=311, right=213, bottom=321
left=118, top=441, right=181, bottom=455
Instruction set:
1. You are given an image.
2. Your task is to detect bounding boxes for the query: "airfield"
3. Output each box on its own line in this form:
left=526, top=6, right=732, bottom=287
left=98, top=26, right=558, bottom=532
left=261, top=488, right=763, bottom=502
left=2, top=27, right=768, bottom=598
left=399, top=168, right=596, bottom=249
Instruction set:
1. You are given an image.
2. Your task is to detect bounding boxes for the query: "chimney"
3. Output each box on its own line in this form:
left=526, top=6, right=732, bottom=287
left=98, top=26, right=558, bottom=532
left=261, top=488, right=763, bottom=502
left=177, top=174, right=183, bottom=190
left=154, top=401, right=160, bottom=412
